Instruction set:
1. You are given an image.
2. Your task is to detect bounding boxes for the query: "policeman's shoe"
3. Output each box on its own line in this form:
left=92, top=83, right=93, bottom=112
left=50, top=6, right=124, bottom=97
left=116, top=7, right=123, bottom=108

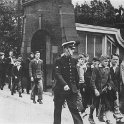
left=11, top=92, right=14, bottom=95
left=88, top=116, right=95, bottom=124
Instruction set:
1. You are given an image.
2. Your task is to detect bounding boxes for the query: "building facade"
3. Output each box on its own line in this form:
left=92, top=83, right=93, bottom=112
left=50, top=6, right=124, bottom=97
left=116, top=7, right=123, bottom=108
left=21, top=0, right=124, bottom=89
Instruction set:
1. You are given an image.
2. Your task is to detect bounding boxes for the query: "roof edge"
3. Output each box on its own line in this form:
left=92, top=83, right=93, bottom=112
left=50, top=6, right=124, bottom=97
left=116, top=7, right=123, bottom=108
left=76, top=23, right=124, bottom=48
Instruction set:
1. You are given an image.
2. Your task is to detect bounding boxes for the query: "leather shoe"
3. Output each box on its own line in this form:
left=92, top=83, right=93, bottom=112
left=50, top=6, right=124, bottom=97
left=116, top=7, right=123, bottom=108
left=33, top=100, right=36, bottom=104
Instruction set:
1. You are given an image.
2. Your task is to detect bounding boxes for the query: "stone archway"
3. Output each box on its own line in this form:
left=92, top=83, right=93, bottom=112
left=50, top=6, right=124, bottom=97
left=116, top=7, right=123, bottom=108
left=31, top=30, right=51, bottom=91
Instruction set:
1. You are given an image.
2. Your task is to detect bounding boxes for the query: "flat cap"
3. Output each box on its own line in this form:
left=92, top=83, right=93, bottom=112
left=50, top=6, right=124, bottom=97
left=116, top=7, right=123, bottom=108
left=92, top=57, right=100, bottom=62
left=78, top=54, right=86, bottom=59
left=35, top=51, right=40, bottom=54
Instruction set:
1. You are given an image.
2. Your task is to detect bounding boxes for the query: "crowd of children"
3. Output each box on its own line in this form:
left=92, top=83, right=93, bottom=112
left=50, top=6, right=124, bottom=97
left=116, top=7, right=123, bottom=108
left=0, top=48, right=124, bottom=124
left=76, top=53, right=124, bottom=124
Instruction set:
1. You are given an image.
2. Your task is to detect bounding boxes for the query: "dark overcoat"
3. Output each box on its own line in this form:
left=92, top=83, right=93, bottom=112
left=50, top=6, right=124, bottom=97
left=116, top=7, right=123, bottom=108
left=110, top=66, right=122, bottom=93
left=90, top=66, right=116, bottom=115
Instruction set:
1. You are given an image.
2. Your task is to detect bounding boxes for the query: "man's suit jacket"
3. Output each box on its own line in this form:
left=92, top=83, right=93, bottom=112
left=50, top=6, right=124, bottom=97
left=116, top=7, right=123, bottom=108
left=110, top=66, right=122, bottom=92
left=29, top=58, right=43, bottom=79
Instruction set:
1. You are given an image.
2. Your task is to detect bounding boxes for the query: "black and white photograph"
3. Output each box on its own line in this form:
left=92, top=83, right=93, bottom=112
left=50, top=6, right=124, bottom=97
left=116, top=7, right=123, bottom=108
left=0, top=0, right=124, bottom=124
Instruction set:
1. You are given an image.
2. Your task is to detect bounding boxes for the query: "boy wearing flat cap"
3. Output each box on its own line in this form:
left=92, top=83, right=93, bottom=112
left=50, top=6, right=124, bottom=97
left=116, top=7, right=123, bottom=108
left=53, top=41, right=83, bottom=124
left=89, top=55, right=116, bottom=124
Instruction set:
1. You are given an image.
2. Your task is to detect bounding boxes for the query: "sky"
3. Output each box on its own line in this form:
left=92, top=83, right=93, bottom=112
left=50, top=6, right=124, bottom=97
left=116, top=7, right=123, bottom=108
left=72, top=0, right=124, bottom=8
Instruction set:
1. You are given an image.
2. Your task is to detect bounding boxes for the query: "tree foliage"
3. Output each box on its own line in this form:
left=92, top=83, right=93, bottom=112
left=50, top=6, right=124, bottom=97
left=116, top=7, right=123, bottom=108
left=0, top=0, right=22, bottom=56
left=74, top=0, right=124, bottom=28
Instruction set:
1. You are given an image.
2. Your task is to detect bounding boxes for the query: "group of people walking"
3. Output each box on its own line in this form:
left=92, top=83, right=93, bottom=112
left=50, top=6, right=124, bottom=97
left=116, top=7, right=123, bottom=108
left=0, top=50, right=44, bottom=104
left=53, top=40, right=124, bottom=124
left=0, top=40, right=124, bottom=124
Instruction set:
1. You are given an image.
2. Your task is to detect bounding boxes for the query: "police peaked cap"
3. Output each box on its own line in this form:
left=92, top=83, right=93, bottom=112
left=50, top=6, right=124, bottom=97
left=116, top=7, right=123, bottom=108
left=62, top=41, right=80, bottom=48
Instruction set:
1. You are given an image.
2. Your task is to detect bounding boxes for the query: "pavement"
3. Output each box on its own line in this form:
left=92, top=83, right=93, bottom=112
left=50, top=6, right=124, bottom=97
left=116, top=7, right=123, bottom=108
left=0, top=85, right=119, bottom=124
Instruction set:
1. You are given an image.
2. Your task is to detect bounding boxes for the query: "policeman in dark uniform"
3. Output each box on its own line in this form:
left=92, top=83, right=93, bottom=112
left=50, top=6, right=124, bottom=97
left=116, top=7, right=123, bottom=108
left=53, top=41, right=83, bottom=124
left=0, top=52, right=6, bottom=90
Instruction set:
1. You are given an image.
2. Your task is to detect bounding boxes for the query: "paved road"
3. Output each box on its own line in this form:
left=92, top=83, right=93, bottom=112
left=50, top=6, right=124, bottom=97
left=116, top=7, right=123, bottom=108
left=0, top=86, right=117, bottom=124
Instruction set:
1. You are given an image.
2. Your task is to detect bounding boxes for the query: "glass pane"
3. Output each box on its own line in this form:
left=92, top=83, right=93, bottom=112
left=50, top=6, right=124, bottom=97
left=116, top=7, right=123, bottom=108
left=95, top=35, right=102, bottom=58
left=107, top=41, right=111, bottom=57
left=87, top=34, right=94, bottom=61
left=77, top=31, right=86, bottom=54
left=112, top=44, right=116, bottom=54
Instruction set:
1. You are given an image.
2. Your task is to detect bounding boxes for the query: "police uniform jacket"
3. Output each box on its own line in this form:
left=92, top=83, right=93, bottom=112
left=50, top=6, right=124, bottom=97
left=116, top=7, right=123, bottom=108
left=54, top=55, right=79, bottom=94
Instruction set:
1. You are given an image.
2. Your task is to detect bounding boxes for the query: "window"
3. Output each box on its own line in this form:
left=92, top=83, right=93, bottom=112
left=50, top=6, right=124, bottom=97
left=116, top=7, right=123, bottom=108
left=107, top=41, right=111, bottom=57
left=107, top=36, right=117, bottom=57
left=77, top=31, right=86, bottom=54
left=112, top=44, right=116, bottom=54
left=87, top=34, right=94, bottom=60
left=77, top=32, right=103, bottom=61
left=95, top=35, right=102, bottom=58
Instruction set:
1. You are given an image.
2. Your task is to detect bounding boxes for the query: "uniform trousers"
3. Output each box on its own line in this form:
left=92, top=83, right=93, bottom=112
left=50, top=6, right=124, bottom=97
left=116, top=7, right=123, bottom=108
left=31, top=78, right=43, bottom=100
left=53, top=91, right=83, bottom=124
